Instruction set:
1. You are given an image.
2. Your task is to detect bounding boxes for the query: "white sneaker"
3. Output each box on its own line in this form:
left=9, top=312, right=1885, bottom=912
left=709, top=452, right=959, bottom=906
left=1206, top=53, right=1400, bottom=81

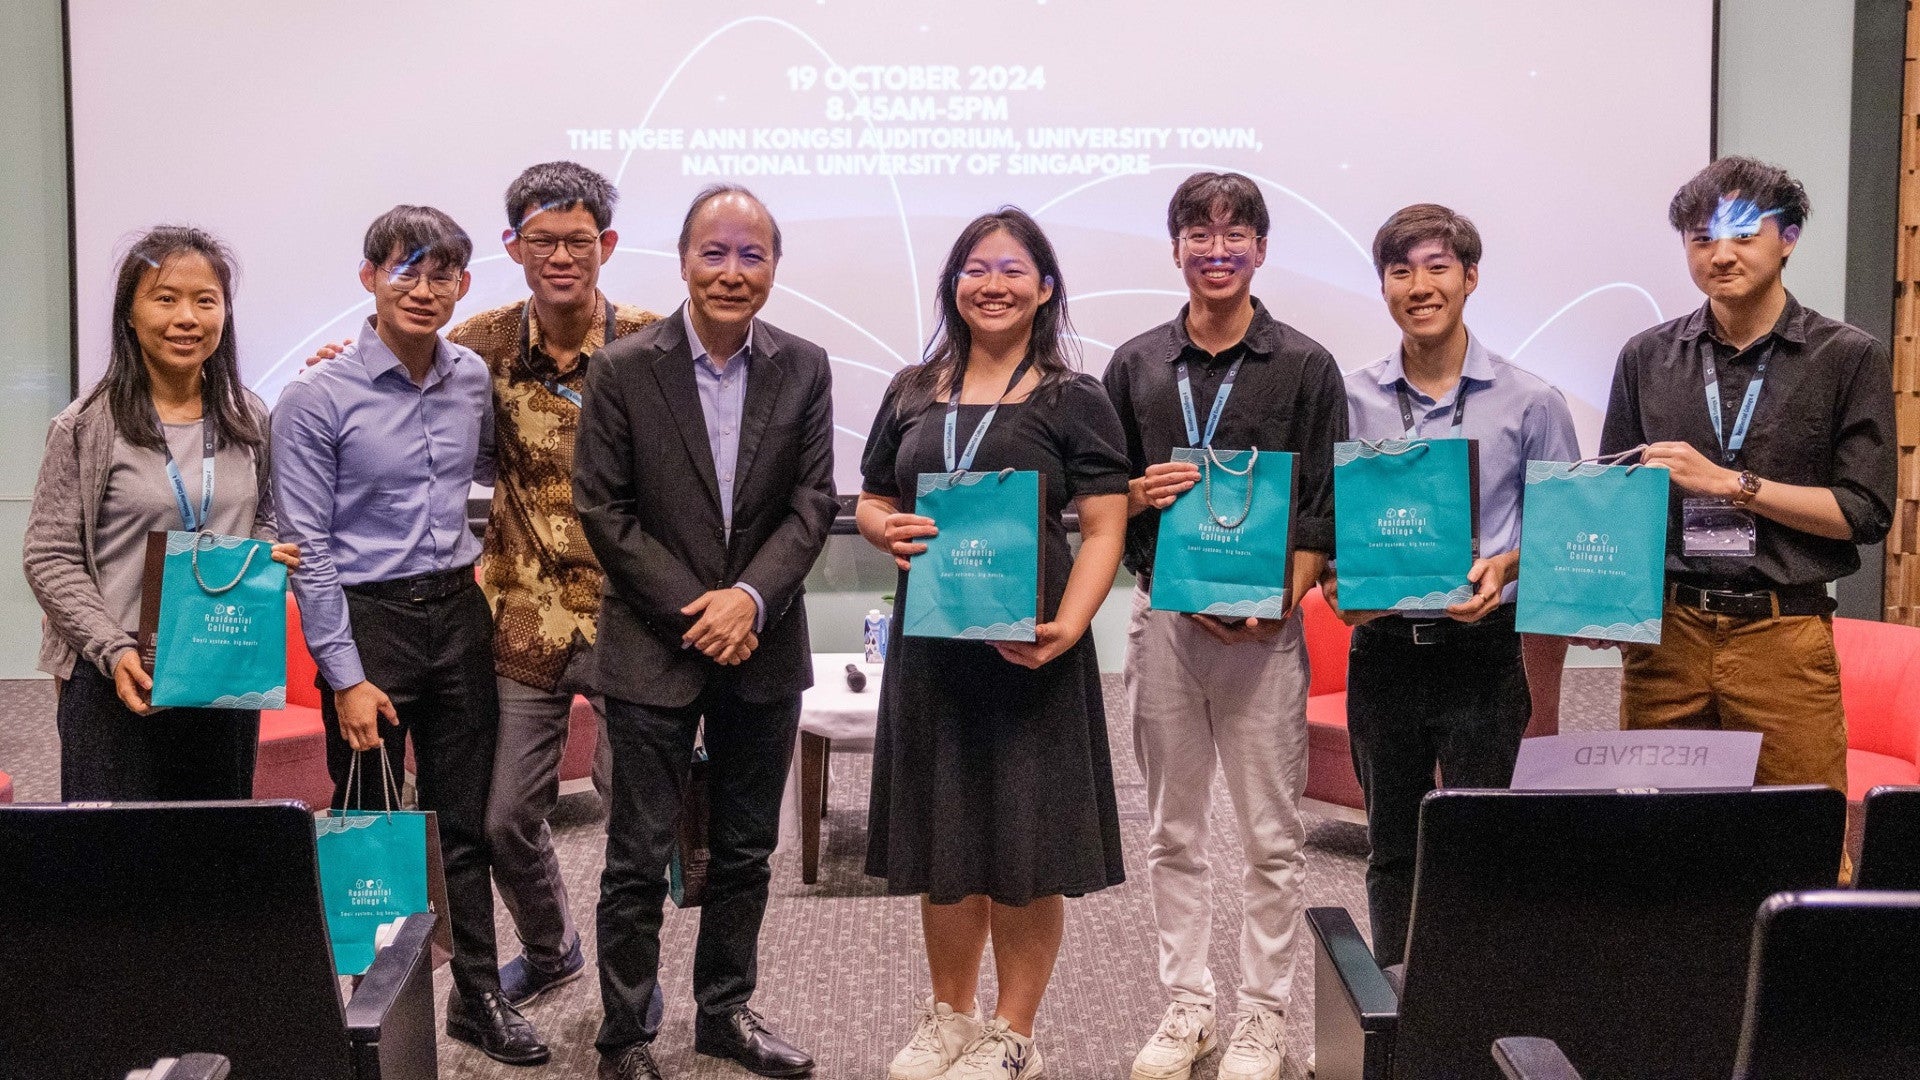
left=889, top=995, right=984, bottom=1080
left=943, top=1017, right=1046, bottom=1080
left=1131, top=1001, right=1217, bottom=1080
left=1217, top=1008, right=1286, bottom=1080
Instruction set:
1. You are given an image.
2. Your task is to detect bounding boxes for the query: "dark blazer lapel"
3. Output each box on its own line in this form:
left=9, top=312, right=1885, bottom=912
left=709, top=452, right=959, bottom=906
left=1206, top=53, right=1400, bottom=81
left=650, top=315, right=723, bottom=512
left=730, top=321, right=787, bottom=502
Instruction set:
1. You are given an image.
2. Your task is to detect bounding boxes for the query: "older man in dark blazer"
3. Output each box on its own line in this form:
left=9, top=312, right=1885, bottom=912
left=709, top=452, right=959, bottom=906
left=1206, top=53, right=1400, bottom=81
left=574, top=185, right=836, bottom=1080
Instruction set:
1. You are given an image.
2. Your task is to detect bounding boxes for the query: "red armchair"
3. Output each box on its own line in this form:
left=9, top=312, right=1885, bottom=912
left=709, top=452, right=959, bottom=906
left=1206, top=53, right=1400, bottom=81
left=1834, top=616, right=1920, bottom=801
left=1300, top=588, right=1363, bottom=815
left=252, top=596, right=334, bottom=810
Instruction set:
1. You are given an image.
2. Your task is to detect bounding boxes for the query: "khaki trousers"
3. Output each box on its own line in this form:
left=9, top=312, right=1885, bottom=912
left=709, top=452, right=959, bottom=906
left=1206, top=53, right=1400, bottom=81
left=1620, top=600, right=1847, bottom=792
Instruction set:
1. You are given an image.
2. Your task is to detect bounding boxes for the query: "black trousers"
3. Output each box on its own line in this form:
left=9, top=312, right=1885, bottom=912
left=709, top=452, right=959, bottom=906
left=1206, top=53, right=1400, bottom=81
left=318, top=580, right=502, bottom=1002
left=595, top=677, right=800, bottom=1055
left=56, top=661, right=258, bottom=801
left=1345, top=606, right=1531, bottom=965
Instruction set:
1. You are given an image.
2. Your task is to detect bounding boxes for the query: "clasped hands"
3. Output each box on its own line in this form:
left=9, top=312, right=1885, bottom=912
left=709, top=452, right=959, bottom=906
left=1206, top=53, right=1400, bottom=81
left=881, top=510, right=1082, bottom=670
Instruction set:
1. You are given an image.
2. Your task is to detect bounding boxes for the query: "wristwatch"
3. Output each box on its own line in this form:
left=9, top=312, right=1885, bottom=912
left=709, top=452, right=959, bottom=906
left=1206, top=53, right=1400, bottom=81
left=1731, top=469, right=1763, bottom=506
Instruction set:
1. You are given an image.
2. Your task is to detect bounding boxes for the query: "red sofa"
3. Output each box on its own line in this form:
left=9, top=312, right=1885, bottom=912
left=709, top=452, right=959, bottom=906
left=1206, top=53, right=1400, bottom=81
left=1301, top=588, right=1363, bottom=813
left=253, top=596, right=334, bottom=810
left=1834, top=616, right=1920, bottom=801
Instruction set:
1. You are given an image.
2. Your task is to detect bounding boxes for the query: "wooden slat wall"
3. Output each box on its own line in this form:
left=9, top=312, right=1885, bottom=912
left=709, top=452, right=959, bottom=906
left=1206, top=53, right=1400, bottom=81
left=1887, top=9, right=1920, bottom=622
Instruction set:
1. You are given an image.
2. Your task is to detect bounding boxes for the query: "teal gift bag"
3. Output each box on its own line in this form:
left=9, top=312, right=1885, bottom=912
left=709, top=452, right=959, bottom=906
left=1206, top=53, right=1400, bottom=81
left=1151, top=447, right=1297, bottom=618
left=902, top=469, right=1042, bottom=642
left=313, top=756, right=431, bottom=975
left=1516, top=459, right=1671, bottom=643
left=1333, top=439, right=1479, bottom=611
left=138, top=530, right=288, bottom=709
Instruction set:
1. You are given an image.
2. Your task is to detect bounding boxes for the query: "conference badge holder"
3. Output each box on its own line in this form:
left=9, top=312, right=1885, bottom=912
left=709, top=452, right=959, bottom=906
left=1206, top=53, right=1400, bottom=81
left=1681, top=497, right=1757, bottom=557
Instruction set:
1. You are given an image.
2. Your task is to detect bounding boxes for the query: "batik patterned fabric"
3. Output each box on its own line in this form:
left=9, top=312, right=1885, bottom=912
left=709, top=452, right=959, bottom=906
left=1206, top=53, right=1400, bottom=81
left=451, top=298, right=661, bottom=690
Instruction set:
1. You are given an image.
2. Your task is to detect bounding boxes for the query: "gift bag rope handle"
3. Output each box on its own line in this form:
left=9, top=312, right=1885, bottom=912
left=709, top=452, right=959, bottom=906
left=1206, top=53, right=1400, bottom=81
left=1572, top=444, right=1650, bottom=474
left=189, top=530, right=260, bottom=595
left=946, top=466, right=1020, bottom=483
left=338, top=746, right=404, bottom=820
left=1202, top=445, right=1259, bottom=530
left=1358, top=438, right=1431, bottom=457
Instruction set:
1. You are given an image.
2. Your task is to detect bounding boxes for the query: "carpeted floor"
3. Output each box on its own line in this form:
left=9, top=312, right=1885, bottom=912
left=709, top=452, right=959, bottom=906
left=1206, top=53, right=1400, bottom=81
left=0, top=670, right=1623, bottom=1079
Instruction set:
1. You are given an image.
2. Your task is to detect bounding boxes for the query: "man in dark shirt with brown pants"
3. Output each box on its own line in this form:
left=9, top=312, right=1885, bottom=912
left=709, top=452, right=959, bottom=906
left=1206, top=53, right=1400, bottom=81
left=1599, top=156, right=1896, bottom=791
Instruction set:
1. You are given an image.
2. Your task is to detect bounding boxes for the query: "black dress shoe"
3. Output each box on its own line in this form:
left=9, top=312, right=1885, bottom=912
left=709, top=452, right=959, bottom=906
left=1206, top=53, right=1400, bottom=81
left=599, top=1042, right=665, bottom=1080
left=694, top=1007, right=814, bottom=1077
left=446, top=990, right=552, bottom=1067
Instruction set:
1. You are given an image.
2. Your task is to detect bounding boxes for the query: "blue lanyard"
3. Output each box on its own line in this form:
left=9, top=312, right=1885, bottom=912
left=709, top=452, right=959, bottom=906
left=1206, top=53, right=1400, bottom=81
left=1396, top=379, right=1471, bottom=439
left=1702, top=343, right=1771, bottom=464
left=519, top=297, right=617, bottom=409
left=163, top=420, right=216, bottom=531
left=943, top=357, right=1034, bottom=471
left=1176, top=353, right=1244, bottom=448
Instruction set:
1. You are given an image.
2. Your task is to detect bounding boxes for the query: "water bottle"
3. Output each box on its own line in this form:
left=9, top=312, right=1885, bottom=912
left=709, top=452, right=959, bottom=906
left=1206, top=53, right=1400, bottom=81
left=863, top=609, right=885, bottom=664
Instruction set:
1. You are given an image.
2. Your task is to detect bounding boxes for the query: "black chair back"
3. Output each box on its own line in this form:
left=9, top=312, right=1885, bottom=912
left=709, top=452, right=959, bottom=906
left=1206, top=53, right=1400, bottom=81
left=0, top=802, right=352, bottom=1080
left=1732, top=889, right=1920, bottom=1079
left=1393, top=786, right=1844, bottom=1080
left=1857, top=785, right=1920, bottom=888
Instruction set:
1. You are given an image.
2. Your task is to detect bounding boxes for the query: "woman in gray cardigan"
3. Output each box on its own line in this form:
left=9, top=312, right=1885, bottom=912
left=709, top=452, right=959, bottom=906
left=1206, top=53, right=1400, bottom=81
left=24, top=226, right=298, bottom=801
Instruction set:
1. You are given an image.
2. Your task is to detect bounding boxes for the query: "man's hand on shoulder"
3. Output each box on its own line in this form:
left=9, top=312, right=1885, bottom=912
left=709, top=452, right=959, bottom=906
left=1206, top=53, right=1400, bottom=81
left=302, top=339, right=352, bottom=368
left=682, top=587, right=760, bottom=665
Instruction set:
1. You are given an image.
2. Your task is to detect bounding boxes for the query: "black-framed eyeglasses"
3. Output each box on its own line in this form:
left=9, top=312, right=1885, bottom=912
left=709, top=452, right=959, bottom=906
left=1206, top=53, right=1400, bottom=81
left=379, top=264, right=463, bottom=297
left=517, top=231, right=605, bottom=259
left=1179, top=229, right=1262, bottom=257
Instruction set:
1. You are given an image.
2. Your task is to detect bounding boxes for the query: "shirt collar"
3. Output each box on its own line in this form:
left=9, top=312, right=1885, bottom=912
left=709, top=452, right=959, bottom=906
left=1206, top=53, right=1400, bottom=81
left=1375, top=329, right=1499, bottom=393
left=681, top=303, right=753, bottom=373
left=1677, top=292, right=1810, bottom=347
left=526, top=294, right=608, bottom=364
left=1166, top=296, right=1280, bottom=361
left=356, top=316, right=457, bottom=385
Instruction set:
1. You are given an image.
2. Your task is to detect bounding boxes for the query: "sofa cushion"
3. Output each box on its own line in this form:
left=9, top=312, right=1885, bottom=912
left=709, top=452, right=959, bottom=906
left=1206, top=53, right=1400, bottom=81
left=1848, top=749, right=1920, bottom=804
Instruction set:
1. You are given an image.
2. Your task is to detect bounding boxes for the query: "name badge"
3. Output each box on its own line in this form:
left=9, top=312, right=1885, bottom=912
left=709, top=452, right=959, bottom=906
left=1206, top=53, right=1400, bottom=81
left=1681, top=496, right=1757, bottom=557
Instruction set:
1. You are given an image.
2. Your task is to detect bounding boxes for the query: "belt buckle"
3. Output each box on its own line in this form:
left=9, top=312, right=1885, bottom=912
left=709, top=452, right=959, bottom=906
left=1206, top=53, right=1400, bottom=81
left=1701, top=588, right=1767, bottom=617
left=1410, top=621, right=1442, bottom=645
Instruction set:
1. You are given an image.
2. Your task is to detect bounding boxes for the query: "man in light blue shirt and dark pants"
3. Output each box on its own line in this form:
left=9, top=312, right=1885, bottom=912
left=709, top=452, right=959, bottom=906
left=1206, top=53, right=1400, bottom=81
left=273, top=205, right=550, bottom=1067
left=1326, top=204, right=1580, bottom=965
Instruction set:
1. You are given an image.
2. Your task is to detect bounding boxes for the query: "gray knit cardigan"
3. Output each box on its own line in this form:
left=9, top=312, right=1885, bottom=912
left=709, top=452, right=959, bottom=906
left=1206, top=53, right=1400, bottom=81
left=23, top=391, right=277, bottom=680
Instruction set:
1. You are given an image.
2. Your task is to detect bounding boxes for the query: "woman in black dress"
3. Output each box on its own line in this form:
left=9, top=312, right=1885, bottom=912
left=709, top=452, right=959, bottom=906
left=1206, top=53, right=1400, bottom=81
left=856, top=208, right=1131, bottom=1080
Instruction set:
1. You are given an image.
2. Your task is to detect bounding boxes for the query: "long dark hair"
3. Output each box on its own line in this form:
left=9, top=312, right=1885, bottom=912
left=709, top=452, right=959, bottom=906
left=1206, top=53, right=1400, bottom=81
left=894, top=207, right=1079, bottom=414
left=84, top=226, right=262, bottom=452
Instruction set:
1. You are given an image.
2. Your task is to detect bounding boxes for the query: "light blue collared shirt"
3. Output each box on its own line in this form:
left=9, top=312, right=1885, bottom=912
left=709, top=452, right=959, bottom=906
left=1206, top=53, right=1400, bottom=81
left=272, top=317, right=495, bottom=688
left=1344, top=330, right=1580, bottom=608
left=680, top=304, right=765, bottom=630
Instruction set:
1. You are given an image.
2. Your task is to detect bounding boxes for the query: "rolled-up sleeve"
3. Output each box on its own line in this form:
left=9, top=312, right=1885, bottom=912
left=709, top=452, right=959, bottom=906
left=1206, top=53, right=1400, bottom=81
left=1831, top=336, right=1897, bottom=545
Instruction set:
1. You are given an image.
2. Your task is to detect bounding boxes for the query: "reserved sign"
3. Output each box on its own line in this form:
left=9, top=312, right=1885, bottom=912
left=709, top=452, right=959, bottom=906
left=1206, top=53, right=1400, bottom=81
left=1510, top=731, right=1761, bottom=791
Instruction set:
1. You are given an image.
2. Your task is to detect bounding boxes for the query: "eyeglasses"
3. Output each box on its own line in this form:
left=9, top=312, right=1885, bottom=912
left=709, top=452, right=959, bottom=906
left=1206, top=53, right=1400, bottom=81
left=379, top=264, right=463, bottom=297
left=1179, top=229, right=1261, bottom=257
left=517, top=232, right=605, bottom=259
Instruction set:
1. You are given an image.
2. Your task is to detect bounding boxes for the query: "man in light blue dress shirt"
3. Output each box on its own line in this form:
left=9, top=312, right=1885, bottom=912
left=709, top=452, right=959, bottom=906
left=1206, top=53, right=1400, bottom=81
left=273, top=205, right=549, bottom=1066
left=1327, top=204, right=1580, bottom=964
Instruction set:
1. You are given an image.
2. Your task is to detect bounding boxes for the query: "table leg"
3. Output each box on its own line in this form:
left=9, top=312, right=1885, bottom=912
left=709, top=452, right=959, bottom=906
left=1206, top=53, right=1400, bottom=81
left=799, top=731, right=829, bottom=884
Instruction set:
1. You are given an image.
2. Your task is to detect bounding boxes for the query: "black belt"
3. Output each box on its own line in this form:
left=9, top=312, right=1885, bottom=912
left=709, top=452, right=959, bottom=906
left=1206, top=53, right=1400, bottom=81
left=345, top=564, right=476, bottom=604
left=1669, top=581, right=1833, bottom=619
left=1367, top=604, right=1517, bottom=646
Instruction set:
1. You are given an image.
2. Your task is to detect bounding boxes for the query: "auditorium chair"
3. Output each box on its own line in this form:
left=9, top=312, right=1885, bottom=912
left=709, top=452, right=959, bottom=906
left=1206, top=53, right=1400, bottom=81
left=1856, top=784, right=1920, bottom=888
left=1493, top=889, right=1920, bottom=1079
left=0, top=802, right=436, bottom=1080
left=1306, top=786, right=1845, bottom=1080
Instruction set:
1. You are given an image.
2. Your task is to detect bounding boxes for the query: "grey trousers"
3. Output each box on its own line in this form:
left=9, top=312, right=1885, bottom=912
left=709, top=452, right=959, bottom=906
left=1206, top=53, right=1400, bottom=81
left=488, top=648, right=605, bottom=969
